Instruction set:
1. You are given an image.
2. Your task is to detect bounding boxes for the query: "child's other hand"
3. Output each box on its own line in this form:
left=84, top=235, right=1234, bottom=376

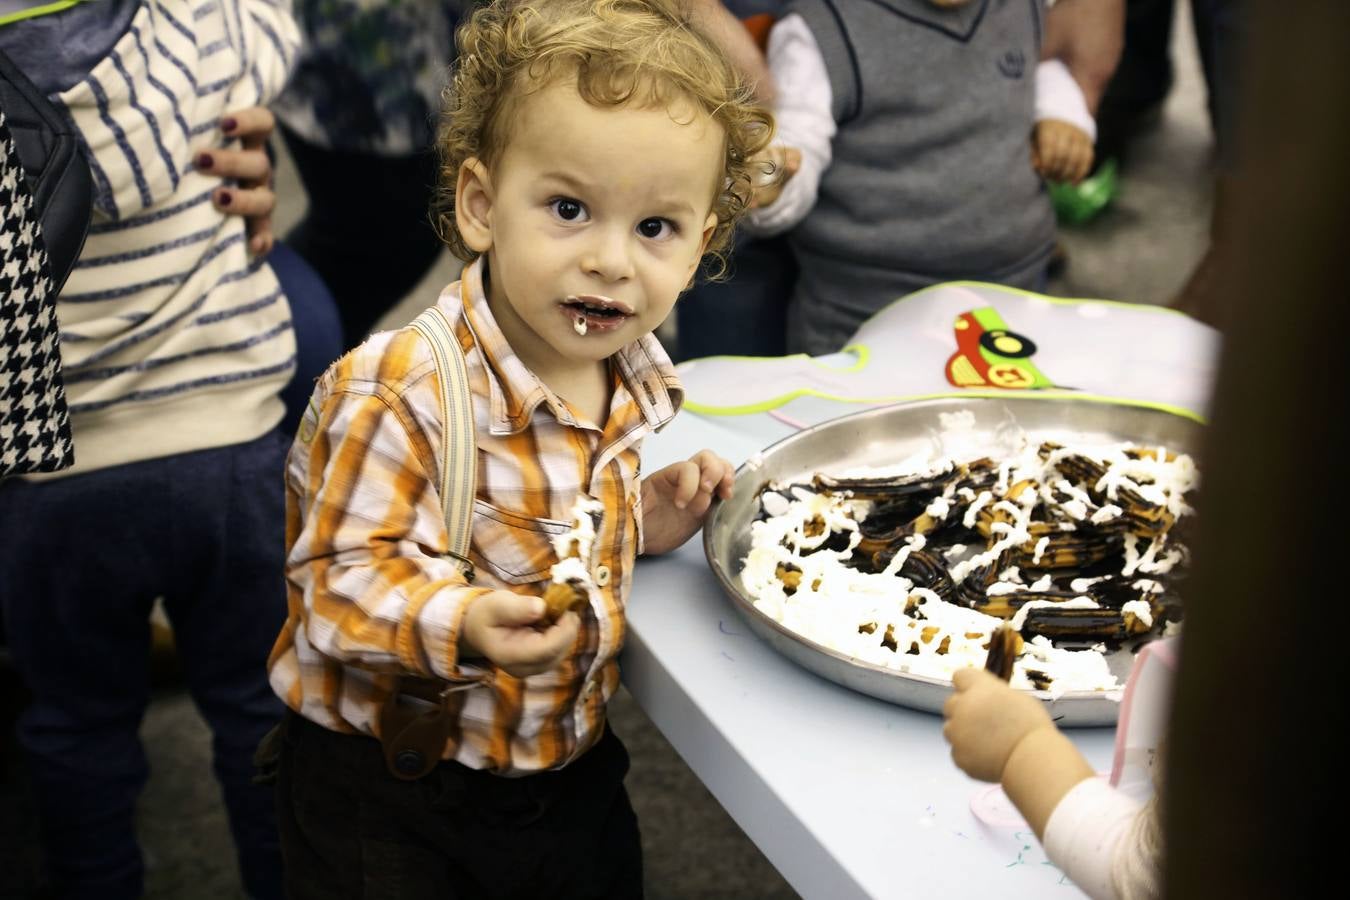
left=749, top=145, right=802, bottom=210
left=195, top=106, right=277, bottom=256
left=461, top=590, right=579, bottom=679
left=942, top=668, right=1056, bottom=782
left=1031, top=119, right=1094, bottom=185
left=640, top=449, right=735, bottom=556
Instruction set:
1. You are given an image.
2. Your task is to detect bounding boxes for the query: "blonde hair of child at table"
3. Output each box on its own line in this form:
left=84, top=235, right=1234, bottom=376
left=431, top=0, right=775, bottom=276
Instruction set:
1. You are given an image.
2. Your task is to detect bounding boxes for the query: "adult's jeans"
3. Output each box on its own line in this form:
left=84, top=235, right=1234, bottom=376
left=0, top=429, right=290, bottom=900
left=269, top=241, right=343, bottom=438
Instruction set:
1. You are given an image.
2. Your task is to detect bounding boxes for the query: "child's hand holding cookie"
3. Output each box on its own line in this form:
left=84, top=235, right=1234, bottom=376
left=461, top=591, right=580, bottom=678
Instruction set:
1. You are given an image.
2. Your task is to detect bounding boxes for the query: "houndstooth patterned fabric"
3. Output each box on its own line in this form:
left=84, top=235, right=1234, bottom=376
left=1, top=106, right=74, bottom=477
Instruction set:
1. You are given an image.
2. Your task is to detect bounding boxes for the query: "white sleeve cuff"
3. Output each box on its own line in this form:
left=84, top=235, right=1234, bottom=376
left=1042, top=777, right=1145, bottom=900
left=417, top=583, right=493, bottom=683
left=1035, top=59, right=1097, bottom=143
left=745, top=13, right=834, bottom=235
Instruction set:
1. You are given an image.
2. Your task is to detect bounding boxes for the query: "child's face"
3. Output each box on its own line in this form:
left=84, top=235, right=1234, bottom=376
left=457, top=80, right=722, bottom=377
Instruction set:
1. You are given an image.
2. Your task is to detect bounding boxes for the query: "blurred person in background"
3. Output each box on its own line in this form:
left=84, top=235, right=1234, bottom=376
left=738, top=0, right=1104, bottom=356
left=273, top=0, right=469, bottom=348
left=0, top=2, right=335, bottom=896
left=1164, top=0, right=1340, bottom=895
left=1092, top=0, right=1244, bottom=326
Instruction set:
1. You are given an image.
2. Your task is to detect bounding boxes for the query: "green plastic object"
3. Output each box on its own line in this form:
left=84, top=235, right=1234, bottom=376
left=1049, top=157, right=1120, bottom=225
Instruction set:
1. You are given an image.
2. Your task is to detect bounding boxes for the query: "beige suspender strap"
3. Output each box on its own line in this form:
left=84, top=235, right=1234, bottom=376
left=380, top=306, right=479, bottom=781
left=409, top=305, right=477, bottom=581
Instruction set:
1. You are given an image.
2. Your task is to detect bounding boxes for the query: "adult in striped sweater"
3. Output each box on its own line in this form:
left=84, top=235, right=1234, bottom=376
left=262, top=1, right=767, bottom=896
left=0, top=2, right=336, bottom=897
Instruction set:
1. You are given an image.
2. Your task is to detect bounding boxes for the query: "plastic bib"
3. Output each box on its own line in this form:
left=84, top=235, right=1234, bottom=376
left=677, top=282, right=1219, bottom=423
left=1110, top=636, right=1178, bottom=800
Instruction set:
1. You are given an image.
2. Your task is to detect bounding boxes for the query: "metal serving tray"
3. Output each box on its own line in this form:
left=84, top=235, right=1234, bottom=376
left=703, top=396, right=1202, bottom=727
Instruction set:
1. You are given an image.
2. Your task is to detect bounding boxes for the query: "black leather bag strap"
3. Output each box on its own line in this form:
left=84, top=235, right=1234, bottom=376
left=0, top=45, right=91, bottom=294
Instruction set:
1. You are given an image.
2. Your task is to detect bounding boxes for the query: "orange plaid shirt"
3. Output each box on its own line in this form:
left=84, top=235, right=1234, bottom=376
left=267, top=258, right=683, bottom=774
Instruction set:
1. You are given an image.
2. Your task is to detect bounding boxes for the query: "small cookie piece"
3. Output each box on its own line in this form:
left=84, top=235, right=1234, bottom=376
left=541, top=579, right=587, bottom=624
left=983, top=622, right=1023, bottom=682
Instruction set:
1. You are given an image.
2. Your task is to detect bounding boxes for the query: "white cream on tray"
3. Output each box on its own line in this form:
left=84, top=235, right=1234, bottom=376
left=739, top=433, right=1198, bottom=699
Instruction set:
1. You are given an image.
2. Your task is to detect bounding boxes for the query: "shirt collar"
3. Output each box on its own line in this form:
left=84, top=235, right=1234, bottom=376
left=451, top=257, right=684, bottom=436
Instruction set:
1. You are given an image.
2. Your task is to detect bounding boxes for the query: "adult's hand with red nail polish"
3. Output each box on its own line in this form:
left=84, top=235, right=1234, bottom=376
left=194, top=106, right=278, bottom=256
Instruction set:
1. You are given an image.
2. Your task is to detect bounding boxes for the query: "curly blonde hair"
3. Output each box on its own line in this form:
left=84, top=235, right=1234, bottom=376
left=433, top=0, right=774, bottom=277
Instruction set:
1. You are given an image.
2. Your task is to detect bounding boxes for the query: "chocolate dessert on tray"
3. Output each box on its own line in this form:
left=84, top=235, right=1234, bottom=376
left=703, top=396, right=1200, bottom=726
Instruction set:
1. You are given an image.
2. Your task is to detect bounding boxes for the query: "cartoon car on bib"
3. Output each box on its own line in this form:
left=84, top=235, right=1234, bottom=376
left=944, top=307, right=1052, bottom=389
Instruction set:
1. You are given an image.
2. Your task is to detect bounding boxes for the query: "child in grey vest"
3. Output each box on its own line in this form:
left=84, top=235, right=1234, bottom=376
left=747, top=0, right=1096, bottom=355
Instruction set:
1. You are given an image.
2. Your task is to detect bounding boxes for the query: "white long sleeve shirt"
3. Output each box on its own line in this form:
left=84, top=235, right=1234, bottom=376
left=1043, top=778, right=1161, bottom=900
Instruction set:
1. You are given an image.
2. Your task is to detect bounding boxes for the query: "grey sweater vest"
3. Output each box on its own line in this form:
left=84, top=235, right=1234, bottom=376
left=784, top=0, right=1055, bottom=355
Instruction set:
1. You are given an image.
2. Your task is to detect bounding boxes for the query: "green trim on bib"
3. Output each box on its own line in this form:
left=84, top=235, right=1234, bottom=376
left=0, top=0, right=86, bottom=28
left=684, top=345, right=873, bottom=373
left=685, top=387, right=1206, bottom=425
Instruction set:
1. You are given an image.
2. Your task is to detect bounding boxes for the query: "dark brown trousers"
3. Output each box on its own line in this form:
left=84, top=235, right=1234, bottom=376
left=274, top=712, right=643, bottom=900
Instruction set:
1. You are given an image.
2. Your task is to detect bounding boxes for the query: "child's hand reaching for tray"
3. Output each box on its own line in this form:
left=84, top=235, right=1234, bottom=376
left=944, top=668, right=1054, bottom=782
left=640, top=450, right=735, bottom=556
left=944, top=667, right=1096, bottom=838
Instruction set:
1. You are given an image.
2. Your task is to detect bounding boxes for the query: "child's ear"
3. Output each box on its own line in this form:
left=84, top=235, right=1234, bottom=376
left=685, top=212, right=719, bottom=286
left=456, top=158, right=494, bottom=253
left=698, top=212, right=718, bottom=257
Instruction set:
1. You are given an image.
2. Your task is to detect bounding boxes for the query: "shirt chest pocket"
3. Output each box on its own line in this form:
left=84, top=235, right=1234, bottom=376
left=469, top=500, right=571, bottom=586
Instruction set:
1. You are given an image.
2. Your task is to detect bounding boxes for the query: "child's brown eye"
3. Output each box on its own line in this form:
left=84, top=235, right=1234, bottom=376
left=637, top=218, right=673, bottom=240
left=551, top=198, right=585, bottom=221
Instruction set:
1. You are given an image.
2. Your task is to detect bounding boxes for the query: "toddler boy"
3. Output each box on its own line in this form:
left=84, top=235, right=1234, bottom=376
left=265, top=1, right=773, bottom=896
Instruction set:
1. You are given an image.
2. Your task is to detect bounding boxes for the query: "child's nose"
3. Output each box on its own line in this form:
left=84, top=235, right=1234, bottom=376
left=582, top=227, right=635, bottom=282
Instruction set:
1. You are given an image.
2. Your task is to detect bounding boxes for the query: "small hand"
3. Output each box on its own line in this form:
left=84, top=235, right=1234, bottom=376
left=748, top=145, right=802, bottom=210
left=1031, top=119, right=1095, bottom=185
left=195, top=106, right=277, bottom=256
left=640, top=449, right=735, bottom=556
left=460, top=590, right=580, bottom=679
left=942, top=667, right=1056, bottom=782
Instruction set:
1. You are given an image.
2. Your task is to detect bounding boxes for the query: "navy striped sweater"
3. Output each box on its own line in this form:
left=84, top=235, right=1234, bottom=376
left=38, top=0, right=298, bottom=476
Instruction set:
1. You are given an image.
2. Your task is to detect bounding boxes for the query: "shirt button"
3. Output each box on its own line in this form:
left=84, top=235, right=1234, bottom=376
left=594, top=564, right=611, bottom=587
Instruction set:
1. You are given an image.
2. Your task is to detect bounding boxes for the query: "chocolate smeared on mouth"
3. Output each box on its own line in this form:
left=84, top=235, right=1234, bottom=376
left=563, top=295, right=629, bottom=319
